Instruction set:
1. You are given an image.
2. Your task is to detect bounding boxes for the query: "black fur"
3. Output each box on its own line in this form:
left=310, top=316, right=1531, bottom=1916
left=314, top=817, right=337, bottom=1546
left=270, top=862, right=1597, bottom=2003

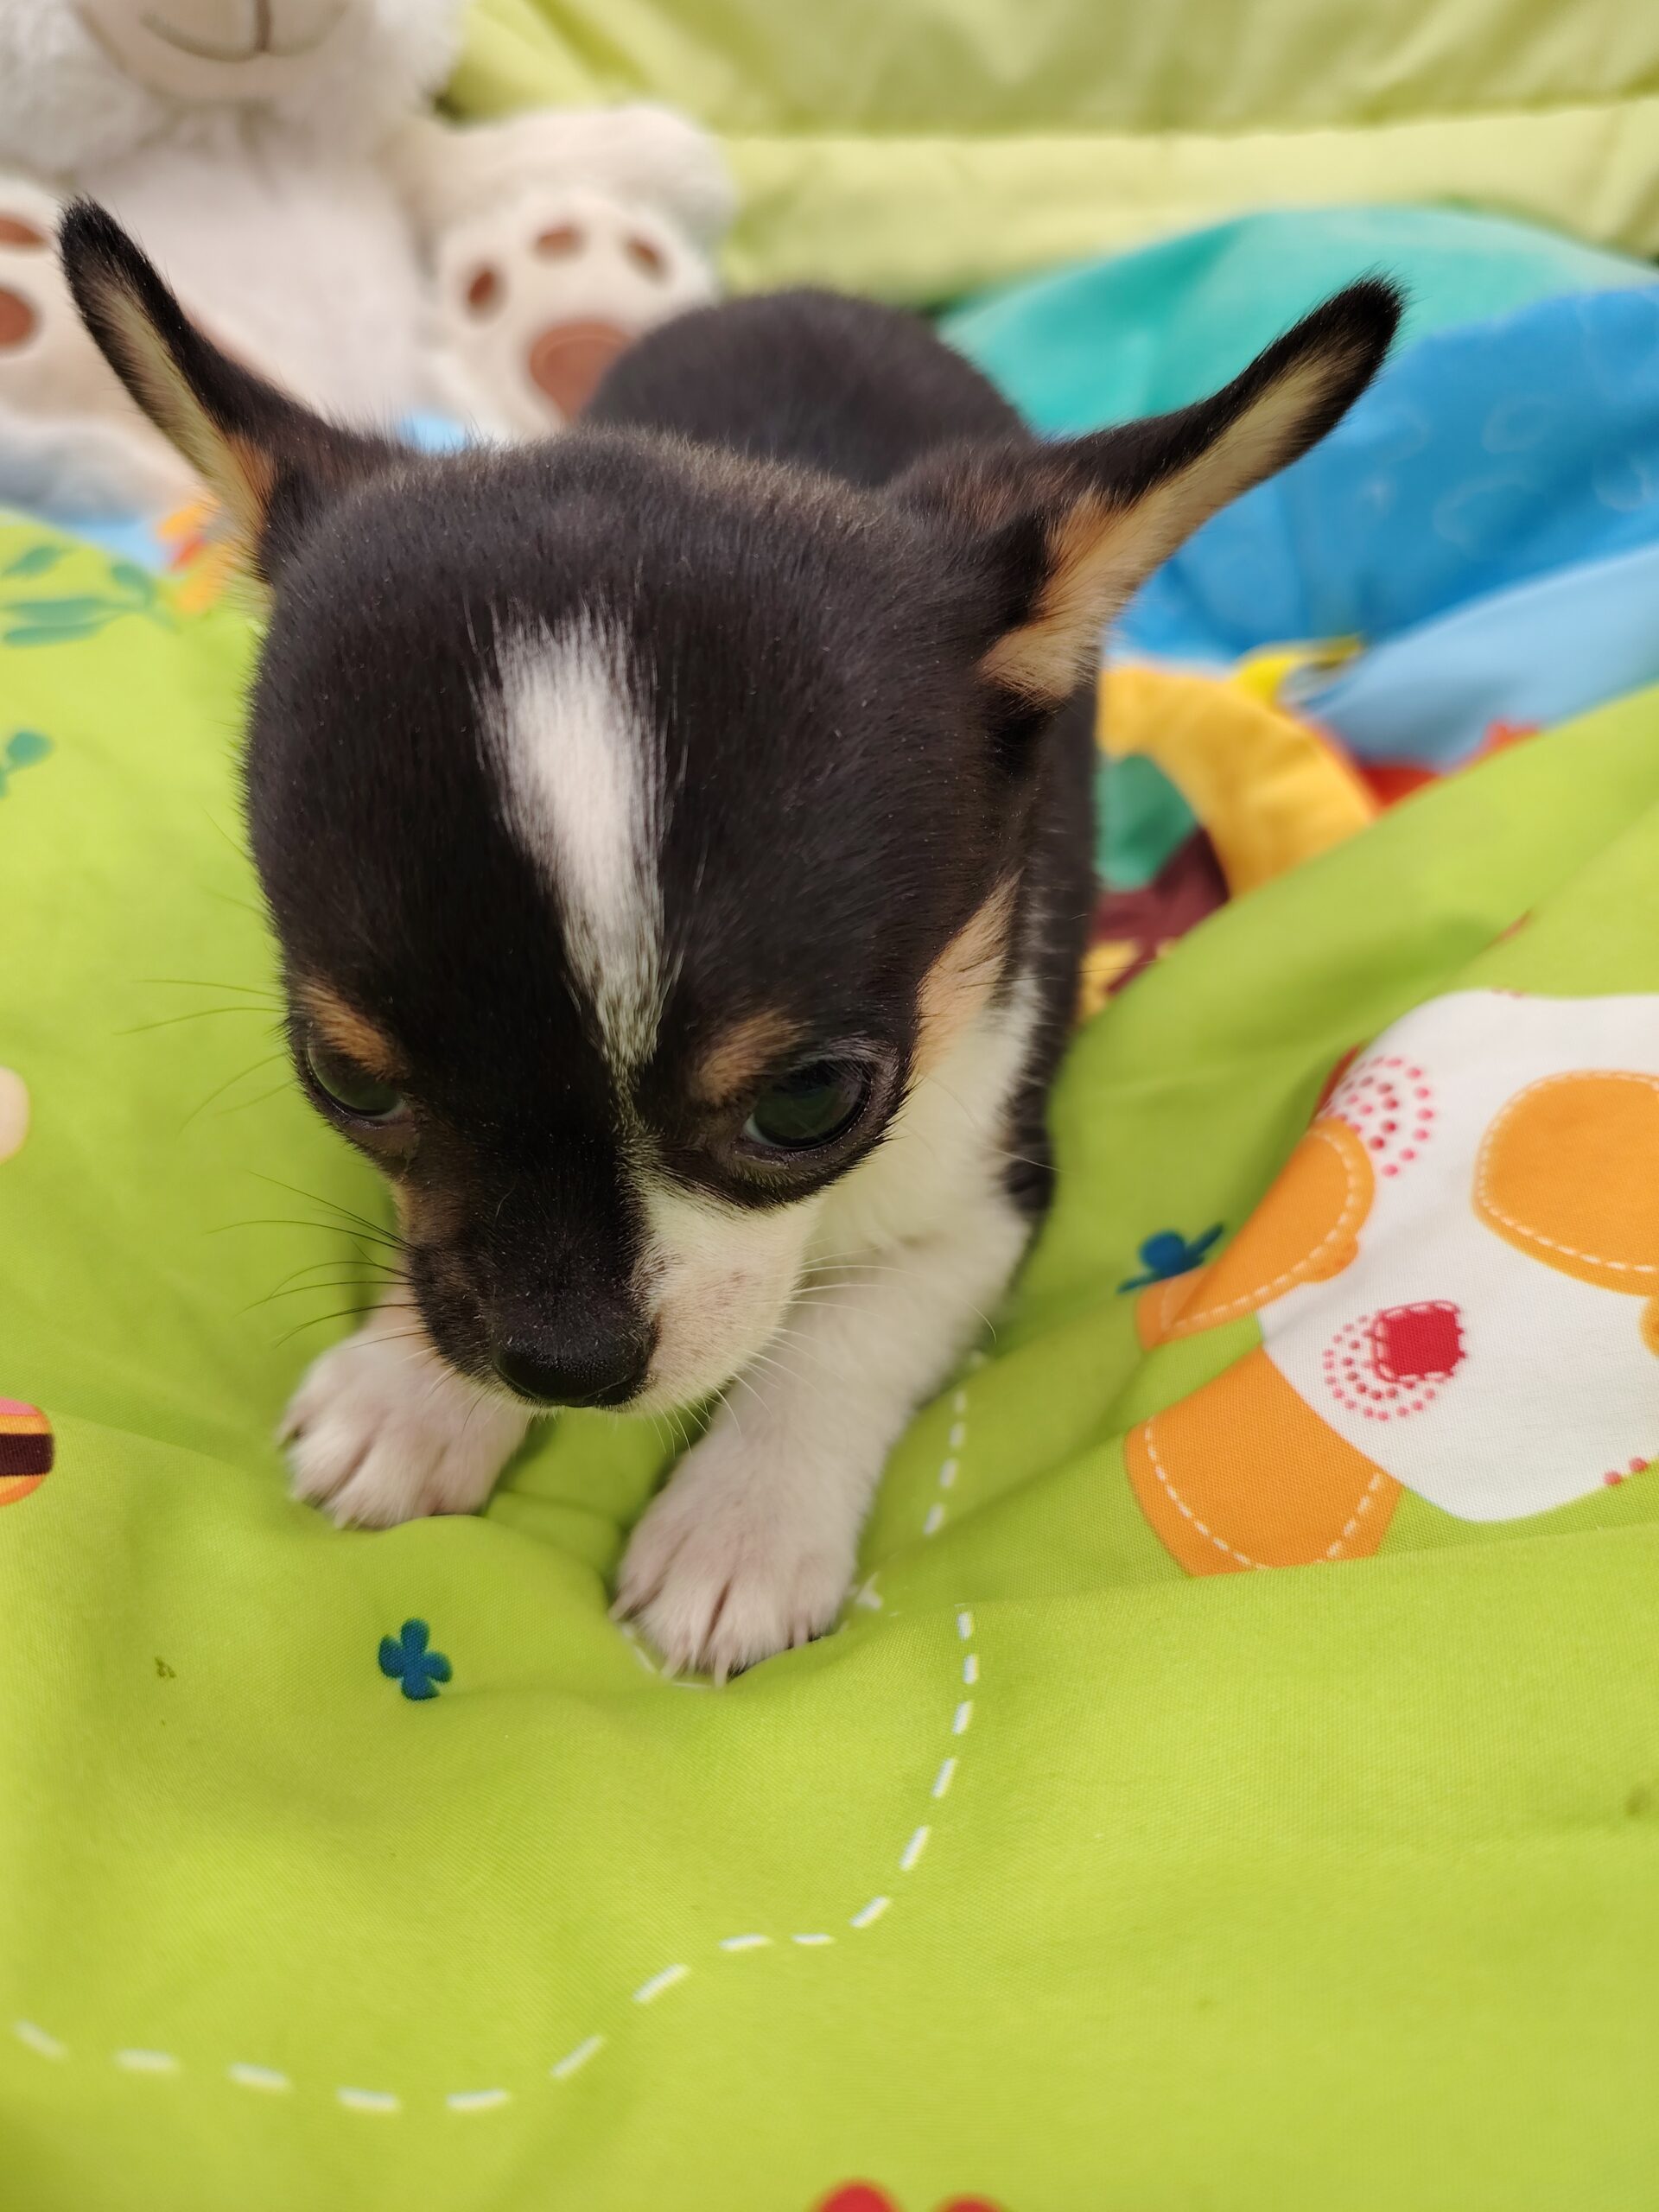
left=241, top=330, right=1095, bottom=1382
left=59, top=202, right=1397, bottom=1407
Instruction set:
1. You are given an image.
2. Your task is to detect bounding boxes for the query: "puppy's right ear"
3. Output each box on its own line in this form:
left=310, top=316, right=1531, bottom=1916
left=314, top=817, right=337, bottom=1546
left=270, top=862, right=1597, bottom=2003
left=897, top=281, right=1401, bottom=716
left=59, top=200, right=400, bottom=579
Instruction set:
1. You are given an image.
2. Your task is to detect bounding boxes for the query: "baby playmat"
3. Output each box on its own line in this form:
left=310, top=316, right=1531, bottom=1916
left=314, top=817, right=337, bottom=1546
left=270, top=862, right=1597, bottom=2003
left=4, top=22, right=1659, bottom=2196
left=4, top=517, right=1659, bottom=2204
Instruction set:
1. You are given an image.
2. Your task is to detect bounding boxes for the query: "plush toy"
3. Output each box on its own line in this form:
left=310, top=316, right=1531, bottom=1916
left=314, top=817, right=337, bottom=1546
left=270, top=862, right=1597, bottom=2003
left=0, top=1, right=733, bottom=515
left=392, top=105, right=734, bottom=436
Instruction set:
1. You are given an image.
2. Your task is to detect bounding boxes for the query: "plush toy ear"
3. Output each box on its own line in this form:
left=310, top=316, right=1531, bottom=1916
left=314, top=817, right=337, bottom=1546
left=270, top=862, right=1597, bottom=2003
left=903, top=281, right=1401, bottom=712
left=58, top=200, right=401, bottom=577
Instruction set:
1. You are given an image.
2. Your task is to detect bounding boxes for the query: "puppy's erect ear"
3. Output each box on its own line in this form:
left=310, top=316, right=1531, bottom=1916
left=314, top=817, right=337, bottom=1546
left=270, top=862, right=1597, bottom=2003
left=58, top=200, right=401, bottom=577
left=902, top=281, right=1402, bottom=711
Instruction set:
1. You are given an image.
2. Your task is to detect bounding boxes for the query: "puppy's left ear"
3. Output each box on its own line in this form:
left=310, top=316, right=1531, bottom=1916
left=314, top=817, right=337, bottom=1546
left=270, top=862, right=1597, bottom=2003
left=59, top=199, right=402, bottom=579
left=901, top=280, right=1401, bottom=711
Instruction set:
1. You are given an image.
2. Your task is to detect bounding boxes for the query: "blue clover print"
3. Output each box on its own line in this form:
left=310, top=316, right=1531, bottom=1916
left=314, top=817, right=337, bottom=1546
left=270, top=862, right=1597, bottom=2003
left=378, top=1618, right=452, bottom=1701
left=0, top=729, right=52, bottom=797
left=1118, top=1224, right=1224, bottom=1293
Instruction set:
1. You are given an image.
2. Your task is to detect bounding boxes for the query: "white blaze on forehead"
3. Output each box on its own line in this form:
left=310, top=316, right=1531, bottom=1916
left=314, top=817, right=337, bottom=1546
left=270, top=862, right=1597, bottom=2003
left=490, top=619, right=664, bottom=1074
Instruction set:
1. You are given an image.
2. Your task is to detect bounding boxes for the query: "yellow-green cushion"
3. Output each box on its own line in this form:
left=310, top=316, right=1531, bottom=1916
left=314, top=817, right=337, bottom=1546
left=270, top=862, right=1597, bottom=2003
left=450, top=0, right=1659, bottom=298
left=8, top=512, right=1659, bottom=2207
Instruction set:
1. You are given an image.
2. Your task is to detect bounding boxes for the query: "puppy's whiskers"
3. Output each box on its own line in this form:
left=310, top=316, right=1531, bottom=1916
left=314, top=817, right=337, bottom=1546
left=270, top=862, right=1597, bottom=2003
left=181, top=1049, right=289, bottom=1129
left=119, top=1006, right=281, bottom=1036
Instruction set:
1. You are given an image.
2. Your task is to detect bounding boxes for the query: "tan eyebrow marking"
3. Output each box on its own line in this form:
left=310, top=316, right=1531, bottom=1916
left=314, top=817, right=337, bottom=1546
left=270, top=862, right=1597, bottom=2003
left=294, top=978, right=407, bottom=1081
left=914, top=880, right=1016, bottom=1076
left=691, top=1009, right=804, bottom=1107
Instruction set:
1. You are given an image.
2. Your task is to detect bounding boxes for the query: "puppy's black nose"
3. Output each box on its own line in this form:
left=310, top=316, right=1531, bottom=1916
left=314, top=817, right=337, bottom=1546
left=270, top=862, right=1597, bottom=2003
left=493, top=1329, right=649, bottom=1409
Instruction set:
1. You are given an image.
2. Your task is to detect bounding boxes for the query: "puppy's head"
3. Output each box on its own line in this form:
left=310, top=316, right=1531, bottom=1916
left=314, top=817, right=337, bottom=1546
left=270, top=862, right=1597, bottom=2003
left=62, top=202, right=1397, bottom=1412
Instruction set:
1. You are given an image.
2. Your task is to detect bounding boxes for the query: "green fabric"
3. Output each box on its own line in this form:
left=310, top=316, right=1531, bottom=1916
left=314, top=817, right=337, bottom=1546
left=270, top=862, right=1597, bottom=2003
left=941, top=205, right=1656, bottom=435
left=1095, top=751, right=1196, bottom=891
left=6, top=511, right=1659, bottom=2209
left=448, top=0, right=1659, bottom=300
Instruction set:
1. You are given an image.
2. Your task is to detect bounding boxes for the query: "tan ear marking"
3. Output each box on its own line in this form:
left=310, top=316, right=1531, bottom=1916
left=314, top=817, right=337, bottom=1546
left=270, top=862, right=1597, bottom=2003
left=974, top=302, right=1395, bottom=708
left=94, top=279, right=274, bottom=548
left=295, top=980, right=406, bottom=1082
left=62, top=203, right=401, bottom=581
left=915, top=880, right=1016, bottom=1074
left=979, top=493, right=1130, bottom=702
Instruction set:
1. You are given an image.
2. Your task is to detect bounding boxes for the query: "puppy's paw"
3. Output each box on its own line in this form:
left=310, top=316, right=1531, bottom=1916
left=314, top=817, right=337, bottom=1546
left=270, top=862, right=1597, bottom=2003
left=614, top=1426, right=859, bottom=1681
left=281, top=1325, right=528, bottom=1530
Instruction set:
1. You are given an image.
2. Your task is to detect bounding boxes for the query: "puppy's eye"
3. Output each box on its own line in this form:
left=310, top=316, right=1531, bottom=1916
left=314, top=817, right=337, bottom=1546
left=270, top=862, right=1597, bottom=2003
left=742, top=1060, right=870, bottom=1154
left=304, top=1038, right=406, bottom=1123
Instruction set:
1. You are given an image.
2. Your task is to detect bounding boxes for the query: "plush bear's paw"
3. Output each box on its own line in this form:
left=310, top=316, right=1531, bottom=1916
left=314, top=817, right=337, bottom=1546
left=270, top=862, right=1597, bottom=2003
left=0, top=179, right=196, bottom=512
left=282, top=1323, right=529, bottom=1530
left=429, top=183, right=719, bottom=436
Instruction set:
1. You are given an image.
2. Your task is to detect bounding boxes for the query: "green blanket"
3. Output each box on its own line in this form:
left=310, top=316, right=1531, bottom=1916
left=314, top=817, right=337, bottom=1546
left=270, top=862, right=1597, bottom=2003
left=5, top=518, right=1659, bottom=2209
left=451, top=0, right=1659, bottom=299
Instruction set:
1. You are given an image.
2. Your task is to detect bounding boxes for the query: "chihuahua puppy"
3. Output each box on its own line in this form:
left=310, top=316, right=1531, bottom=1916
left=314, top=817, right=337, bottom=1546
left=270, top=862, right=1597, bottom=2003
left=61, top=201, right=1396, bottom=1676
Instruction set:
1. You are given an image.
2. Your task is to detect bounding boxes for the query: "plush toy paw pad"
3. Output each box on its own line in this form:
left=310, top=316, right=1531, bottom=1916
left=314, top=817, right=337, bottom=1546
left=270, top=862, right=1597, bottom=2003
left=0, top=205, right=50, bottom=353
left=431, top=184, right=719, bottom=435
left=526, top=318, right=632, bottom=415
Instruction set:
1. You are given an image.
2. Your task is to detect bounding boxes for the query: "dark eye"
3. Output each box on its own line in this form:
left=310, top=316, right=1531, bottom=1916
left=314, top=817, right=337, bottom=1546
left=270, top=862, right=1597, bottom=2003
left=304, top=1037, right=407, bottom=1123
left=742, top=1059, right=871, bottom=1154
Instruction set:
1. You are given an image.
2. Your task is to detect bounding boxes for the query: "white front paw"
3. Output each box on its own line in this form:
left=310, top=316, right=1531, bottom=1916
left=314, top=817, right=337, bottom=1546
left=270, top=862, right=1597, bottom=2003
left=281, top=1325, right=528, bottom=1530
left=615, top=1424, right=860, bottom=1681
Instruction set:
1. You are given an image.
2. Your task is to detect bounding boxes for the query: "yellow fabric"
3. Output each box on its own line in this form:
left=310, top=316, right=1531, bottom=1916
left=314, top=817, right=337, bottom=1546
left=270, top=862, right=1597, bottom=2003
left=1098, top=664, right=1378, bottom=896
left=451, top=0, right=1659, bottom=299
left=1230, top=639, right=1359, bottom=708
left=1077, top=939, right=1141, bottom=1023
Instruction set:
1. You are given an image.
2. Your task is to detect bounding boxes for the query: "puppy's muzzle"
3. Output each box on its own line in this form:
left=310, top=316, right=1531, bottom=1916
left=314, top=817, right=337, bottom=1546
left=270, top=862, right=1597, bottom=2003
left=490, top=1303, right=654, bottom=1410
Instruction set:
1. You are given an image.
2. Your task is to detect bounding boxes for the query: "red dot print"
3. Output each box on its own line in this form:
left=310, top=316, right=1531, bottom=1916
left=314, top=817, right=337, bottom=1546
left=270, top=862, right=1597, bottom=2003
left=1372, top=1302, right=1464, bottom=1385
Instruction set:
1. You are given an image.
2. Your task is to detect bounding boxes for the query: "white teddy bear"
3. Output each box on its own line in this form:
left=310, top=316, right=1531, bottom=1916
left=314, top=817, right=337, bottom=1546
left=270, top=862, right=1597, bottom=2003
left=0, top=0, right=733, bottom=515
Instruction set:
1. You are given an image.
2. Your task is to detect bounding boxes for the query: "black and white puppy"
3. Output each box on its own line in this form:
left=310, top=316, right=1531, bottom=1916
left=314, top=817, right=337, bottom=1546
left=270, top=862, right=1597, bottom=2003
left=61, top=202, right=1396, bottom=1676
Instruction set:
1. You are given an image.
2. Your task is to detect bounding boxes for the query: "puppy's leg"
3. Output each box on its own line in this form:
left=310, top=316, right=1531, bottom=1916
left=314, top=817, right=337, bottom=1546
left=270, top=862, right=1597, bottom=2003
left=282, top=1280, right=529, bottom=1530
left=617, top=1188, right=1030, bottom=1679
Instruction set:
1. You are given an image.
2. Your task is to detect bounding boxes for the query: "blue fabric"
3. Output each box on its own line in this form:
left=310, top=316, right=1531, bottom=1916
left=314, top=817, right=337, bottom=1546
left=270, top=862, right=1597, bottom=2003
left=1294, top=537, right=1659, bottom=766
left=399, top=410, right=474, bottom=454
left=945, top=205, right=1656, bottom=436
left=1119, top=283, right=1659, bottom=667
left=1102, top=284, right=1659, bottom=765
left=38, top=512, right=172, bottom=569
